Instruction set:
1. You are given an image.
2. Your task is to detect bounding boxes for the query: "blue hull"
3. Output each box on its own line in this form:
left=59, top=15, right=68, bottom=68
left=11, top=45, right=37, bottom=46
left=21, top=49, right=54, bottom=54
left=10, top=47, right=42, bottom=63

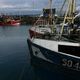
left=27, top=39, right=80, bottom=80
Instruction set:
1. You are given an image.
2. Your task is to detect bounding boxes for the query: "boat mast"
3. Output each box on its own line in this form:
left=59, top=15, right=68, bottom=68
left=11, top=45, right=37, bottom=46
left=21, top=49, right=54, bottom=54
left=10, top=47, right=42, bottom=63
left=68, top=0, right=75, bottom=23
left=49, top=0, right=53, bottom=24
left=60, top=0, right=76, bottom=38
left=49, top=0, right=56, bottom=33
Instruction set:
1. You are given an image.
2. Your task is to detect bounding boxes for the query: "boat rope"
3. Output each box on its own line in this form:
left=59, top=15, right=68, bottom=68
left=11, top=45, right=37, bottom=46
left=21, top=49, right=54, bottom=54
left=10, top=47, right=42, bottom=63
left=59, top=0, right=67, bottom=15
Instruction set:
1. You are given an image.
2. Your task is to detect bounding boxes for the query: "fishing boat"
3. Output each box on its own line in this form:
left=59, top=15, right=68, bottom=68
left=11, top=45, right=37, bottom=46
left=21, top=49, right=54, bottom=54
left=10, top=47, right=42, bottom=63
left=0, top=15, right=20, bottom=26
left=27, top=0, right=80, bottom=79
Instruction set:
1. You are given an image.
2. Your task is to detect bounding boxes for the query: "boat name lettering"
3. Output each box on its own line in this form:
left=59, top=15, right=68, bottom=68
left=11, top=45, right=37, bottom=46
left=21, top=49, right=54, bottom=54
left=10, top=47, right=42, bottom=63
left=62, top=58, right=80, bottom=70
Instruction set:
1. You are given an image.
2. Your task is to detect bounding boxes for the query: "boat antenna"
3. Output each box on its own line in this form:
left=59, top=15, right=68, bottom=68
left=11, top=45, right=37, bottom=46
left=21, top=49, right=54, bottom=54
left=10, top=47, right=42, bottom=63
left=59, top=0, right=76, bottom=38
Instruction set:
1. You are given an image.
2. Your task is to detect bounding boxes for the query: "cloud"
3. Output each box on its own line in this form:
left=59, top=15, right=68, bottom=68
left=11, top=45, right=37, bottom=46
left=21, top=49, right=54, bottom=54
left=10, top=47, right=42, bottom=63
left=0, top=0, right=32, bottom=9
left=0, top=0, right=80, bottom=10
left=0, top=3, right=13, bottom=8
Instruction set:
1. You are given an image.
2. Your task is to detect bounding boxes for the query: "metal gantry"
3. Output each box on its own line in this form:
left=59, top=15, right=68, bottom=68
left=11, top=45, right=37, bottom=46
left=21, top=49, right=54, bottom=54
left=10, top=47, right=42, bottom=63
left=60, top=0, right=76, bottom=38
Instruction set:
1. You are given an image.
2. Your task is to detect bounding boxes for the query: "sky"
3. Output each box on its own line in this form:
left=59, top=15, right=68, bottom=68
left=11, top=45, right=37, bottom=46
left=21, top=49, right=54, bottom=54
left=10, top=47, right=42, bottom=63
left=0, top=0, right=80, bottom=10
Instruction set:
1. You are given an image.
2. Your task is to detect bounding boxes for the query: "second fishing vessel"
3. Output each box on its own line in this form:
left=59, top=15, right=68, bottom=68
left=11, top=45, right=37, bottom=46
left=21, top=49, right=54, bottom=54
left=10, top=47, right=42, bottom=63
left=0, top=15, right=20, bottom=26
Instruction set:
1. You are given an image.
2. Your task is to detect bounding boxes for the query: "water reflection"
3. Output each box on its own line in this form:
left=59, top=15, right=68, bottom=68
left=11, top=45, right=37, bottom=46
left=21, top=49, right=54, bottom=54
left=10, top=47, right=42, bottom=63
left=0, top=26, right=27, bottom=37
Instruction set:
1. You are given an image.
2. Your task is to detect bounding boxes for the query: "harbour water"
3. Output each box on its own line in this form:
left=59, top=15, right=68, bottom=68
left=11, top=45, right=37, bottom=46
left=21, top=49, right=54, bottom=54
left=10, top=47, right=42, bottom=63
left=0, top=25, right=35, bottom=80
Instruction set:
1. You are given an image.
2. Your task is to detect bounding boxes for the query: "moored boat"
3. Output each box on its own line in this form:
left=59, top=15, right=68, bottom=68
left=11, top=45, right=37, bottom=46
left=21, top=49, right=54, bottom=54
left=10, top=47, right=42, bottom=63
left=27, top=0, right=80, bottom=79
left=0, top=15, right=20, bottom=26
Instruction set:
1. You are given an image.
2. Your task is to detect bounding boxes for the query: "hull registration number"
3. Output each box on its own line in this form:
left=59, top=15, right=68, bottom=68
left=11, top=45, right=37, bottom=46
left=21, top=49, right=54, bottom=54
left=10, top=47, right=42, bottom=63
left=62, top=58, right=80, bottom=71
